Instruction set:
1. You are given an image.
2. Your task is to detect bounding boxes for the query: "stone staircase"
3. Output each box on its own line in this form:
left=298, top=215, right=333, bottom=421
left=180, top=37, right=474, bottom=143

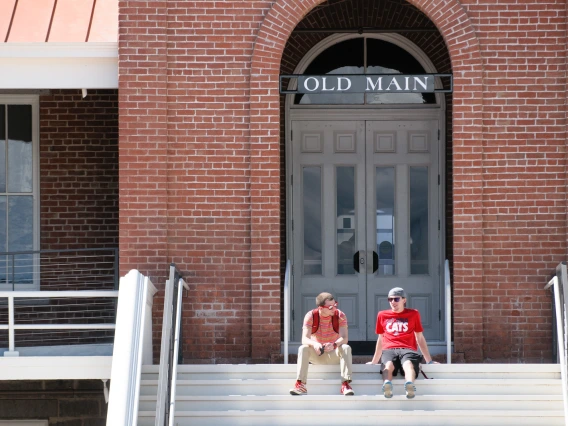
left=137, top=363, right=564, bottom=425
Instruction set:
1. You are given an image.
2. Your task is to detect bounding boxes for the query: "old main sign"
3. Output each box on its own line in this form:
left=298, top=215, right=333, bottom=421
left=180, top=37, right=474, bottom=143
left=279, top=74, right=452, bottom=94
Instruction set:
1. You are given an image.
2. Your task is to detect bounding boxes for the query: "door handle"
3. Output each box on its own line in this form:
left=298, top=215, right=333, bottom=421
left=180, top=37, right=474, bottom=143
left=353, top=250, right=365, bottom=273
left=372, top=251, right=379, bottom=273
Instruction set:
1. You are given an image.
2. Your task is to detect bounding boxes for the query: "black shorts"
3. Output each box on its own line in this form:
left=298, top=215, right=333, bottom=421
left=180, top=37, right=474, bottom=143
left=381, top=348, right=421, bottom=377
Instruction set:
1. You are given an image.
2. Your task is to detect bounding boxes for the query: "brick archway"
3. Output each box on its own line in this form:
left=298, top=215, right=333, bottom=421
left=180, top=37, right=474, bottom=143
left=250, top=0, right=485, bottom=361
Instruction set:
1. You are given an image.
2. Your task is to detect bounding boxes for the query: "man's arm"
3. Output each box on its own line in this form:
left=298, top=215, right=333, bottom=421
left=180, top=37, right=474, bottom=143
left=337, top=325, right=348, bottom=346
left=369, top=334, right=383, bottom=364
left=415, top=332, right=433, bottom=363
left=322, top=325, right=347, bottom=352
left=301, top=311, right=322, bottom=351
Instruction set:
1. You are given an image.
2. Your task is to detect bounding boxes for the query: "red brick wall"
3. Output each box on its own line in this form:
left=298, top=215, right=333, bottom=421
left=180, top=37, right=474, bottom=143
left=40, top=89, right=119, bottom=252
left=464, top=0, right=565, bottom=362
left=118, top=0, right=566, bottom=363
left=0, top=380, right=107, bottom=424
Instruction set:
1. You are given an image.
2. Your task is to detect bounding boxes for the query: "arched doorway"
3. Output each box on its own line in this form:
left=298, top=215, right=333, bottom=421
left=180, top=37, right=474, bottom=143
left=284, top=33, right=449, bottom=348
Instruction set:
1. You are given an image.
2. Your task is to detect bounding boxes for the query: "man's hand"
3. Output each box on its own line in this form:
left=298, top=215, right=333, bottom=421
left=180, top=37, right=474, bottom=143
left=323, top=342, right=335, bottom=353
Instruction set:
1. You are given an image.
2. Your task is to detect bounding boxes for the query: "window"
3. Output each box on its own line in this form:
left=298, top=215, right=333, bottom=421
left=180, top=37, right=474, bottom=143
left=294, top=37, right=436, bottom=105
left=0, top=96, right=39, bottom=290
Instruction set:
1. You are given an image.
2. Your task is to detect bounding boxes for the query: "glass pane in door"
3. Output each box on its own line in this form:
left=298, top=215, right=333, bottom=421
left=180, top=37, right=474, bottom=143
left=410, top=166, right=429, bottom=274
left=375, top=167, right=395, bottom=276
left=303, top=166, right=322, bottom=275
left=336, top=166, right=355, bottom=275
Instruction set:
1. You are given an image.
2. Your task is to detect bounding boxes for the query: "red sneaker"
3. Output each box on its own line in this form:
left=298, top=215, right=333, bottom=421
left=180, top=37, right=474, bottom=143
left=290, top=380, right=307, bottom=395
left=341, top=381, right=354, bottom=396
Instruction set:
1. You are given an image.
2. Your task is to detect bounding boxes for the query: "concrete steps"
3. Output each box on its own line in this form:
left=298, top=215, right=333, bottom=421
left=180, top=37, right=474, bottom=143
left=137, top=363, right=565, bottom=426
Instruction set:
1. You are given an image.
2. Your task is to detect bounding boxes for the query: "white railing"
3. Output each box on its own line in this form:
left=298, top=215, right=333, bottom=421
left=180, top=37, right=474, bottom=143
left=156, top=264, right=188, bottom=426
left=445, top=259, right=452, bottom=364
left=0, top=290, right=119, bottom=357
left=284, top=259, right=291, bottom=364
left=106, top=269, right=157, bottom=426
left=544, top=263, right=568, bottom=426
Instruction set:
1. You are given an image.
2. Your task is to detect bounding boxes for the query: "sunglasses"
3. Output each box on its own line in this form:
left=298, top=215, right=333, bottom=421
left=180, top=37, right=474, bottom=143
left=321, top=302, right=338, bottom=310
left=388, top=297, right=401, bottom=302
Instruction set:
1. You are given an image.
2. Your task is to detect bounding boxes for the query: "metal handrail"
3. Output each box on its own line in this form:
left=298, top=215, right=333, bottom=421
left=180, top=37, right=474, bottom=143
left=445, top=259, right=451, bottom=364
left=168, top=277, right=188, bottom=426
left=284, top=260, right=291, bottom=364
left=0, top=290, right=119, bottom=356
left=545, top=264, right=568, bottom=426
left=156, top=264, right=187, bottom=426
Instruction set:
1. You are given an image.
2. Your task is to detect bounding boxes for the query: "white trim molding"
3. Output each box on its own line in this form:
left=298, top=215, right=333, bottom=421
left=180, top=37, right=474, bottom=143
left=0, top=43, right=118, bottom=89
left=0, top=356, right=112, bottom=380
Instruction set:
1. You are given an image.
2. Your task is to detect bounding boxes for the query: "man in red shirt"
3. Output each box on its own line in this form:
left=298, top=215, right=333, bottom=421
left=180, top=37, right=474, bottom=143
left=369, top=287, right=435, bottom=399
left=289, top=292, right=354, bottom=396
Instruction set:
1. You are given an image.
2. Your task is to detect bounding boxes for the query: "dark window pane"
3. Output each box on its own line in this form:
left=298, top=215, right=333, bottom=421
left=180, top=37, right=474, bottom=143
left=7, top=105, right=32, bottom=144
left=0, top=105, right=5, bottom=193
left=295, top=39, right=365, bottom=105
left=366, top=39, right=435, bottom=104
left=7, top=105, right=33, bottom=193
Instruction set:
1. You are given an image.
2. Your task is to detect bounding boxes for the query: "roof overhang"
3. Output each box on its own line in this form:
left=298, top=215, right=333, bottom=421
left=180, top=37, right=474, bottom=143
left=0, top=42, right=118, bottom=89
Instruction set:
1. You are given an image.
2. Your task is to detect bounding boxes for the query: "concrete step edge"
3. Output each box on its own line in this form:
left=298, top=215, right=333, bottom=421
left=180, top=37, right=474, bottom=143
left=138, top=409, right=565, bottom=417
left=139, top=378, right=561, bottom=385
left=138, top=394, right=564, bottom=401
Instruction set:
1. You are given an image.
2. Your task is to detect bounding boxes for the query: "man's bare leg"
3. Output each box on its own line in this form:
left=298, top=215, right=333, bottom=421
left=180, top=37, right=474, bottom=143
left=402, top=360, right=416, bottom=399
left=382, top=361, right=395, bottom=398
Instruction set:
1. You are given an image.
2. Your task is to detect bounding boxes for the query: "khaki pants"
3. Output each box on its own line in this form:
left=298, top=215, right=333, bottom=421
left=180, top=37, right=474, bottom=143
left=296, top=344, right=353, bottom=383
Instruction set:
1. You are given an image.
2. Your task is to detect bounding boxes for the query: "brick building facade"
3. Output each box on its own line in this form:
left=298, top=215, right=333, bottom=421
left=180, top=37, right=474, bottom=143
left=0, top=0, right=566, bottom=366
left=116, top=0, right=565, bottom=364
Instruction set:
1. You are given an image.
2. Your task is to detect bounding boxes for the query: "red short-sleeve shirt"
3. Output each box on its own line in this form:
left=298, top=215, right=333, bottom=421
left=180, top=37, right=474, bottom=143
left=375, top=308, right=424, bottom=351
left=304, top=309, right=348, bottom=344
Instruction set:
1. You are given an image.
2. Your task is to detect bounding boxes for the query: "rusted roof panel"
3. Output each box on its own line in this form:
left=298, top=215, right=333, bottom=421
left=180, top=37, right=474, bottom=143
left=8, top=0, right=55, bottom=42
left=48, top=0, right=93, bottom=42
left=0, top=0, right=18, bottom=42
left=2, top=0, right=117, bottom=43
left=88, top=0, right=118, bottom=42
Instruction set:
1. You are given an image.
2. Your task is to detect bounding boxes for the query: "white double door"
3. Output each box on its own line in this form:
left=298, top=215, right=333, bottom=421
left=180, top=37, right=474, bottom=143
left=291, top=118, right=442, bottom=341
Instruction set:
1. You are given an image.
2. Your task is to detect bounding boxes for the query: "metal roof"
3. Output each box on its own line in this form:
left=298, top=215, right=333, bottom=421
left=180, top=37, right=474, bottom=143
left=0, top=0, right=117, bottom=43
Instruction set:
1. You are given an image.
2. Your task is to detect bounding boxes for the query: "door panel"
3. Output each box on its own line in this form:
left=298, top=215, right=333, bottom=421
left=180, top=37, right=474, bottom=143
left=292, top=121, right=367, bottom=341
left=291, top=119, right=442, bottom=342
left=365, top=120, right=441, bottom=341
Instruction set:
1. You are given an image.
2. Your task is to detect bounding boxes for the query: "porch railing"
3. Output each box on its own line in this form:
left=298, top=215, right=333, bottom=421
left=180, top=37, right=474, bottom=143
left=156, top=264, right=188, bottom=426
left=0, top=247, right=119, bottom=290
left=0, top=289, right=119, bottom=356
left=0, top=248, right=119, bottom=351
left=544, top=262, right=568, bottom=426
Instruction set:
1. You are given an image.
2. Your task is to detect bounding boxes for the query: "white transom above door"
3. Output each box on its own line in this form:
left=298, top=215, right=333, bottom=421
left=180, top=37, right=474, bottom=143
left=290, top=118, right=442, bottom=342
